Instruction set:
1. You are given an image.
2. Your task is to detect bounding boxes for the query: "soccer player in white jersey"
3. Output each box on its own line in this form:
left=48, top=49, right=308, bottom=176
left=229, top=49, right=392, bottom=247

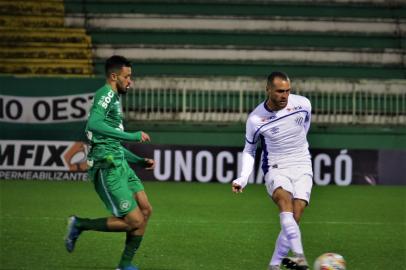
left=232, top=72, right=312, bottom=270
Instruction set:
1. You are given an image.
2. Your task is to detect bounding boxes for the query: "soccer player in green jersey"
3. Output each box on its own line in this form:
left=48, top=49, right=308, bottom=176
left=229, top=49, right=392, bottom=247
left=65, top=55, right=155, bottom=270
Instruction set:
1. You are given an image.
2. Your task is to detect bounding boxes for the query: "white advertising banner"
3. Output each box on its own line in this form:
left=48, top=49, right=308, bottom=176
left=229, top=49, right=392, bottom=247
left=0, top=93, right=94, bottom=123
left=0, top=140, right=88, bottom=180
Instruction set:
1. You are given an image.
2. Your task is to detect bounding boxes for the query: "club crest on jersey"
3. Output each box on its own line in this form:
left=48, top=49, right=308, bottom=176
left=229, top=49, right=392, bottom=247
left=270, top=127, right=279, bottom=134
left=120, top=200, right=130, bottom=211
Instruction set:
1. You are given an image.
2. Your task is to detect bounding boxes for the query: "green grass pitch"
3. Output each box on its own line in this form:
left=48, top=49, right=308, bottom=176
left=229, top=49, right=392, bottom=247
left=0, top=180, right=405, bottom=270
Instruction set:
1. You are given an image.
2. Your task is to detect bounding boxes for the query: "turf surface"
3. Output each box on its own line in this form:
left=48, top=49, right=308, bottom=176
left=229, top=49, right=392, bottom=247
left=0, top=180, right=405, bottom=270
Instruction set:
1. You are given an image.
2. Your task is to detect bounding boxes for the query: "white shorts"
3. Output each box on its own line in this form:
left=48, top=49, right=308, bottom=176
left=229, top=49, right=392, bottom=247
left=264, top=166, right=313, bottom=204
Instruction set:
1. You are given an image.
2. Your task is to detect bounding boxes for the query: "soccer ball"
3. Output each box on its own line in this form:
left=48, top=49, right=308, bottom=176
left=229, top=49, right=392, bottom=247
left=314, top=253, right=346, bottom=270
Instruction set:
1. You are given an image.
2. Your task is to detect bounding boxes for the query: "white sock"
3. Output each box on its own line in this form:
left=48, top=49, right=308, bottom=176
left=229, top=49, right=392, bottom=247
left=280, top=212, right=304, bottom=255
left=269, top=230, right=290, bottom=266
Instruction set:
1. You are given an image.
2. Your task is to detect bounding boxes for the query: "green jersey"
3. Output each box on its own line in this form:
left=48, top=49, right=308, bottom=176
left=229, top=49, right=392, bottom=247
left=86, top=84, right=145, bottom=167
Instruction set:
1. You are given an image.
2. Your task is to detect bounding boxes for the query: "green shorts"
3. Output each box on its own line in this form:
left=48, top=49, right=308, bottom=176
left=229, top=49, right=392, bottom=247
left=88, top=160, right=144, bottom=217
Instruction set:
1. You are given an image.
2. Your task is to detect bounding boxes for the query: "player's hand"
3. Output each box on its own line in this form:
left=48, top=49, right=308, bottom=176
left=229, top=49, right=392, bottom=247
left=144, top=158, right=155, bottom=170
left=140, top=131, right=151, bottom=142
left=232, top=182, right=243, bottom=193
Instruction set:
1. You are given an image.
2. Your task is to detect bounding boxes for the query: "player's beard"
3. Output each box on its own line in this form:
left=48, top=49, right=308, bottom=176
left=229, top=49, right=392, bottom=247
left=269, top=96, right=287, bottom=111
left=117, top=82, right=129, bottom=95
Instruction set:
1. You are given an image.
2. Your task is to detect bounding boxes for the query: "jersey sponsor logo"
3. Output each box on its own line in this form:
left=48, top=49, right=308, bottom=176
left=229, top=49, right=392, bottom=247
left=98, top=91, right=114, bottom=109
left=286, top=105, right=302, bottom=112
left=261, top=115, right=277, bottom=122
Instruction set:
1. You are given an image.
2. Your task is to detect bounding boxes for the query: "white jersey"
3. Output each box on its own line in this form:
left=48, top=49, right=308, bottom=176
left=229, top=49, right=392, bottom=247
left=234, top=94, right=312, bottom=189
left=245, top=94, right=312, bottom=172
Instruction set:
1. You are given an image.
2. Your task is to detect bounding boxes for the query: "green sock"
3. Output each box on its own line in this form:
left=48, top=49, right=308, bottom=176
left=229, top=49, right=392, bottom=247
left=75, top=217, right=109, bottom=231
left=118, top=235, right=143, bottom=268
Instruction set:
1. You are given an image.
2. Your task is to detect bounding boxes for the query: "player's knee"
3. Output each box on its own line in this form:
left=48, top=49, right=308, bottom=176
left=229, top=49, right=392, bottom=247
left=276, top=198, right=293, bottom=212
left=127, top=216, right=144, bottom=230
left=125, top=212, right=145, bottom=231
left=142, top=205, right=152, bottom=219
left=293, top=212, right=302, bottom=223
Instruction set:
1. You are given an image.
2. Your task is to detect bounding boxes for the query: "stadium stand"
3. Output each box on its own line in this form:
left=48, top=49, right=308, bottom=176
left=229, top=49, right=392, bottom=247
left=64, top=0, right=406, bottom=79
left=0, top=0, right=93, bottom=76
left=62, top=0, right=406, bottom=125
left=0, top=0, right=404, bottom=124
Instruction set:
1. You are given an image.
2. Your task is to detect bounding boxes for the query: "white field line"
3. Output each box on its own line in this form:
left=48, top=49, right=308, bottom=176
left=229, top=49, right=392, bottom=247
left=0, top=216, right=404, bottom=226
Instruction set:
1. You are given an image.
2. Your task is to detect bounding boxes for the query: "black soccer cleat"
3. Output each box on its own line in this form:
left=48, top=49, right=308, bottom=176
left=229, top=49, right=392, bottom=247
left=282, top=256, right=309, bottom=270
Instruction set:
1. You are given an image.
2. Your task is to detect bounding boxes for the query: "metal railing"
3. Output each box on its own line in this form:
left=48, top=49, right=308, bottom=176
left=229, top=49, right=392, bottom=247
left=123, top=78, right=406, bottom=125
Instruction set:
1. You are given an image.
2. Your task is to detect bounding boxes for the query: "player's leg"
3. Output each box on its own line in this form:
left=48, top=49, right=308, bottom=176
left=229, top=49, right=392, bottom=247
left=292, top=172, right=312, bottom=223
left=116, top=162, right=150, bottom=270
left=272, top=188, right=305, bottom=258
left=269, top=196, right=305, bottom=261
left=134, top=191, right=153, bottom=233
left=269, top=230, right=290, bottom=269
left=293, top=199, right=307, bottom=223
left=265, top=173, right=295, bottom=269
left=116, top=208, right=146, bottom=270
left=273, top=188, right=309, bottom=269
left=65, top=165, right=144, bottom=254
left=115, top=191, right=153, bottom=269
left=281, top=172, right=313, bottom=270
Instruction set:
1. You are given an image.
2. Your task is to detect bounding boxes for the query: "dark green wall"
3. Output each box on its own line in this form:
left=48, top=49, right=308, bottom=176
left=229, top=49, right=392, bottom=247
left=2, top=121, right=405, bottom=150
left=126, top=122, right=406, bottom=150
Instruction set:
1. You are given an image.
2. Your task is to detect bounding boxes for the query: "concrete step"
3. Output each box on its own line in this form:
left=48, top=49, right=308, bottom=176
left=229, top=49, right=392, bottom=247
left=64, top=1, right=406, bottom=19
left=0, top=29, right=91, bottom=44
left=1, top=58, right=92, bottom=65
left=91, top=59, right=406, bottom=79
left=0, top=1, right=64, bottom=16
left=0, top=41, right=91, bottom=48
left=0, top=47, right=92, bottom=60
left=0, top=15, right=64, bottom=28
left=66, top=14, right=406, bottom=36
left=0, top=27, right=86, bottom=34
left=0, top=60, right=93, bottom=76
left=94, top=47, right=405, bottom=66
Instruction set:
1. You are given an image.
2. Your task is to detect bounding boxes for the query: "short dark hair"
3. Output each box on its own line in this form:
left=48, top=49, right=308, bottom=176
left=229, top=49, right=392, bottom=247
left=267, top=71, right=290, bottom=88
left=105, top=55, right=132, bottom=76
